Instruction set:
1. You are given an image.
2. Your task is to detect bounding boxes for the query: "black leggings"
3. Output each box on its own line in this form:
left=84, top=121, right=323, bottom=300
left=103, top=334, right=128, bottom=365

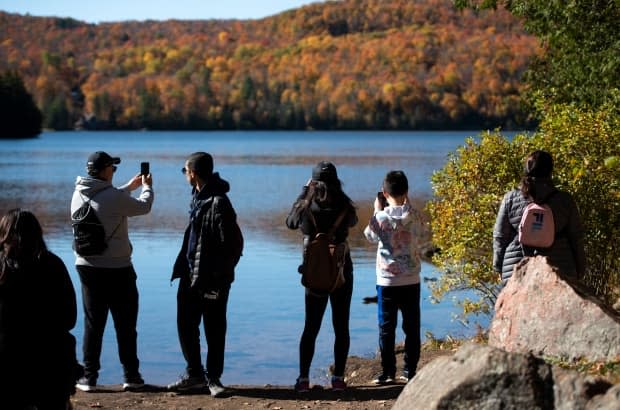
left=299, top=273, right=353, bottom=378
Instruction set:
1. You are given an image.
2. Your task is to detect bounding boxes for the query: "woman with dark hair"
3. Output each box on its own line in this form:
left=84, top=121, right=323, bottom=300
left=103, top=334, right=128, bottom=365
left=286, top=161, right=358, bottom=392
left=0, top=209, right=78, bottom=409
left=493, top=150, right=586, bottom=284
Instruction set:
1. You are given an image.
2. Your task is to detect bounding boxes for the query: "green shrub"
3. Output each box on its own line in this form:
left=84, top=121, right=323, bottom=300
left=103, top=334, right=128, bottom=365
left=428, top=104, right=620, bottom=320
left=534, top=103, right=620, bottom=299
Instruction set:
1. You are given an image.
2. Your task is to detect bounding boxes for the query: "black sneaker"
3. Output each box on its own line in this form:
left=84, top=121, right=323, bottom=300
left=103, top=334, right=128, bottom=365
left=331, top=375, right=347, bottom=391
left=167, top=374, right=206, bottom=391
left=123, top=374, right=145, bottom=391
left=76, top=376, right=97, bottom=392
left=294, top=377, right=310, bottom=393
left=372, top=373, right=395, bottom=385
left=208, top=378, right=226, bottom=397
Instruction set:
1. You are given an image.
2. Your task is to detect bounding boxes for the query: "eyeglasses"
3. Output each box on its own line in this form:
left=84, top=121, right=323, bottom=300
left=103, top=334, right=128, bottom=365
left=181, top=167, right=187, bottom=174
left=108, top=165, right=117, bottom=172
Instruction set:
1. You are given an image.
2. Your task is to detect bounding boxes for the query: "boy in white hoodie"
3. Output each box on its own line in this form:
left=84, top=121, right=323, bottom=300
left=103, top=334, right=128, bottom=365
left=363, top=170, right=425, bottom=384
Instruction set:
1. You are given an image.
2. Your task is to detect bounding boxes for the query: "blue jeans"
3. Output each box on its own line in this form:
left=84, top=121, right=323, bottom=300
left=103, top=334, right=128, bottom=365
left=377, top=283, right=420, bottom=377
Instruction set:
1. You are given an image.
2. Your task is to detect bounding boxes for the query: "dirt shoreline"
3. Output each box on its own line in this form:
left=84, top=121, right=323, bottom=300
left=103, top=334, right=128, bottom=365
left=70, top=347, right=453, bottom=409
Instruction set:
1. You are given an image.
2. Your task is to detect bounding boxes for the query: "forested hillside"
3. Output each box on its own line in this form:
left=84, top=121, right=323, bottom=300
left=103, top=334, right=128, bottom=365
left=0, top=0, right=539, bottom=130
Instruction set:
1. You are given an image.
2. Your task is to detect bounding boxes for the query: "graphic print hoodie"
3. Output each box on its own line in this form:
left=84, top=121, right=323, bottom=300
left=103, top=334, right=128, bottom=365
left=363, top=203, right=427, bottom=287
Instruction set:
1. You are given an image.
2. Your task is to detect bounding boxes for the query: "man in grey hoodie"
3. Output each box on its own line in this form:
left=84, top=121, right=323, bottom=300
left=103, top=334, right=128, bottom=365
left=71, top=151, right=154, bottom=392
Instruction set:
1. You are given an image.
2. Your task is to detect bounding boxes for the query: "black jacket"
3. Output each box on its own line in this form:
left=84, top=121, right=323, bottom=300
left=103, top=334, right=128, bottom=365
left=286, top=185, right=358, bottom=275
left=0, top=251, right=78, bottom=406
left=172, top=173, right=239, bottom=291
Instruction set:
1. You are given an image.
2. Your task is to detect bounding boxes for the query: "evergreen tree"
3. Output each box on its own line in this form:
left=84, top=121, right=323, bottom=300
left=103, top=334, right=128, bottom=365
left=0, top=71, right=43, bottom=138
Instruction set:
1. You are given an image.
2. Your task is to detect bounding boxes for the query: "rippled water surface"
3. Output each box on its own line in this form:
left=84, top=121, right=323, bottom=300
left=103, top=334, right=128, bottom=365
left=0, top=131, right=487, bottom=385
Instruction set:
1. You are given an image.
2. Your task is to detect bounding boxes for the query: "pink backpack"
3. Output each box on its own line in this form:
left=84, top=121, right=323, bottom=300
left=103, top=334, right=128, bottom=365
left=518, top=200, right=555, bottom=248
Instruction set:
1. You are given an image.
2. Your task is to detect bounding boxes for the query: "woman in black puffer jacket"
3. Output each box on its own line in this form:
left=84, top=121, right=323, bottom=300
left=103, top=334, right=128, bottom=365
left=493, top=150, right=586, bottom=284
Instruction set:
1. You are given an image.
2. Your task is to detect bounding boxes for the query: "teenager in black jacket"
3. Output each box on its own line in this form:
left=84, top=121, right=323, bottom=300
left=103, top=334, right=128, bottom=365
left=168, top=152, right=242, bottom=398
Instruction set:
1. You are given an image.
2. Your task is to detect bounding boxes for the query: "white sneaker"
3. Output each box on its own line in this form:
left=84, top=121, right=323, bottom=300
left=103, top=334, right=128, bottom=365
left=208, top=378, right=226, bottom=397
left=76, top=376, right=96, bottom=392
left=122, top=375, right=145, bottom=391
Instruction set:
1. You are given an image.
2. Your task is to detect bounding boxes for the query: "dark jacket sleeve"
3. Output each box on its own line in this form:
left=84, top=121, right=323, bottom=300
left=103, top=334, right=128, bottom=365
left=45, top=253, right=77, bottom=333
left=493, top=192, right=512, bottom=273
left=286, top=186, right=310, bottom=230
left=493, top=189, right=527, bottom=281
left=59, top=260, right=77, bottom=333
left=210, top=196, right=239, bottom=285
left=189, top=196, right=238, bottom=291
left=37, top=252, right=79, bottom=397
left=171, top=225, right=191, bottom=282
left=345, top=204, right=358, bottom=229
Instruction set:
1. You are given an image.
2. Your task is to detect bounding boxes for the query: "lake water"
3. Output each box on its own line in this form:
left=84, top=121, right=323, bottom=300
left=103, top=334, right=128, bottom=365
left=0, top=130, right=485, bottom=386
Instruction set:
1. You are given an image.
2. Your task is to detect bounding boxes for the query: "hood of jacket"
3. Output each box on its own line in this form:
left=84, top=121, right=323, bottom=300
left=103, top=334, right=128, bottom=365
left=188, top=172, right=231, bottom=214
left=194, top=172, right=230, bottom=201
left=74, top=176, right=112, bottom=198
left=382, top=202, right=413, bottom=221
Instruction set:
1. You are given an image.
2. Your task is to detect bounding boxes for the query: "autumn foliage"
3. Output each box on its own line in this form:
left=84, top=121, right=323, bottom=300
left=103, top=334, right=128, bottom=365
left=428, top=104, right=620, bottom=319
left=0, top=0, right=539, bottom=130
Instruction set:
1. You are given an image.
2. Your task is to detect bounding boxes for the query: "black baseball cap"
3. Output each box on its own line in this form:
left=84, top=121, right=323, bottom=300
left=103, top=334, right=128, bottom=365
left=87, top=151, right=121, bottom=173
left=312, top=161, right=338, bottom=182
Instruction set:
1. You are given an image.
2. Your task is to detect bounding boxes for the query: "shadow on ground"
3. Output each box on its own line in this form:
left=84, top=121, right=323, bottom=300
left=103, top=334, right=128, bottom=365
left=227, top=384, right=404, bottom=401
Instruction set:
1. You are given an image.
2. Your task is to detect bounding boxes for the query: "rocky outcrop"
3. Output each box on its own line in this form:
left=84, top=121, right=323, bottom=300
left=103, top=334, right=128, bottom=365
left=488, top=256, right=620, bottom=361
left=392, top=343, right=614, bottom=410
left=393, top=257, right=620, bottom=409
left=393, top=343, right=553, bottom=409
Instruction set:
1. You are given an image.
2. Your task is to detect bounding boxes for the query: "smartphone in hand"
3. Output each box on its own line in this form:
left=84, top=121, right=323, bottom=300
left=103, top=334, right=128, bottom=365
left=140, top=162, right=150, bottom=175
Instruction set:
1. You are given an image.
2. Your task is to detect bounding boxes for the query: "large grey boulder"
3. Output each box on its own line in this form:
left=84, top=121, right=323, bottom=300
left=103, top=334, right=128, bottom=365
left=393, top=343, right=554, bottom=409
left=392, top=343, right=615, bottom=410
left=489, top=256, right=620, bottom=361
